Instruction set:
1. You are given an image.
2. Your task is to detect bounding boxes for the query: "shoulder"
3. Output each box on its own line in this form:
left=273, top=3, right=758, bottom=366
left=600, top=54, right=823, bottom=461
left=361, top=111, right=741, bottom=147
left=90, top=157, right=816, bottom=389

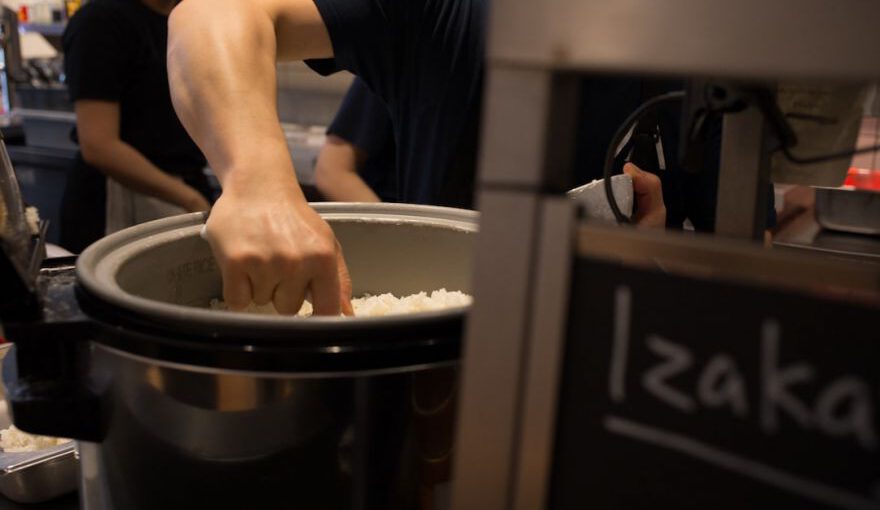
left=64, top=0, right=137, bottom=40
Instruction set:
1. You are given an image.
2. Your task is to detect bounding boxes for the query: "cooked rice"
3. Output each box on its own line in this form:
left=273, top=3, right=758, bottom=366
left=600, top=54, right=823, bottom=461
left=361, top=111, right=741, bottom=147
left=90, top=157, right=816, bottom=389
left=209, top=288, right=471, bottom=317
left=0, top=425, right=71, bottom=453
left=24, top=206, right=41, bottom=235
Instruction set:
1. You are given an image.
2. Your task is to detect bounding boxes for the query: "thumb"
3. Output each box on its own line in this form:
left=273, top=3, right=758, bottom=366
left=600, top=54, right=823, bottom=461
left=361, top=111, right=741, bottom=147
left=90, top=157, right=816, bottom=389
left=623, top=163, right=666, bottom=228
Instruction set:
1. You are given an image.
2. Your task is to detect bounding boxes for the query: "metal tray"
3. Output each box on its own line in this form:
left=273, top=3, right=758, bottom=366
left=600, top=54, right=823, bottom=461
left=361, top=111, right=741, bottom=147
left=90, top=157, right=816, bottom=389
left=0, top=344, right=78, bottom=503
left=814, top=186, right=880, bottom=235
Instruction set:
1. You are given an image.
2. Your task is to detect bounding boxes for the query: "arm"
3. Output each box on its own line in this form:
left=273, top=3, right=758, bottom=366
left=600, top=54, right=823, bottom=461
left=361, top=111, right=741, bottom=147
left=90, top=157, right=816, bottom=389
left=167, top=0, right=352, bottom=315
left=314, top=135, right=381, bottom=202
left=75, top=100, right=209, bottom=212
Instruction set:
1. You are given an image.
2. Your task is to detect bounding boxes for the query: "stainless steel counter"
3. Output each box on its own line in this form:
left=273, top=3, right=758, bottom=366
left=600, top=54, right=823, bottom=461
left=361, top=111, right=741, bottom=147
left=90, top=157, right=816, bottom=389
left=773, top=207, right=880, bottom=262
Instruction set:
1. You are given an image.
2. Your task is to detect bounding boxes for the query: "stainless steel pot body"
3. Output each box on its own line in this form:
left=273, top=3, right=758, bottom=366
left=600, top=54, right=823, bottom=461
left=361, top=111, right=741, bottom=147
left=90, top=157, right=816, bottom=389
left=68, top=203, right=477, bottom=510
left=78, top=346, right=458, bottom=510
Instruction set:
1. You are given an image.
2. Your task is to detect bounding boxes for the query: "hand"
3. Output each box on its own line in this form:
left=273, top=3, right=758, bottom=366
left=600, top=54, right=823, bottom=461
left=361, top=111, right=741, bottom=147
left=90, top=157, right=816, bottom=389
left=623, top=163, right=666, bottom=228
left=203, top=179, right=353, bottom=316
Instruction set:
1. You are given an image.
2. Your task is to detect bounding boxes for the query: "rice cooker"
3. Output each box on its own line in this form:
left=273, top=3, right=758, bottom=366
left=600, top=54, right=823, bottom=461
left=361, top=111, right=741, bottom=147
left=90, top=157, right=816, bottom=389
left=1, top=187, right=477, bottom=510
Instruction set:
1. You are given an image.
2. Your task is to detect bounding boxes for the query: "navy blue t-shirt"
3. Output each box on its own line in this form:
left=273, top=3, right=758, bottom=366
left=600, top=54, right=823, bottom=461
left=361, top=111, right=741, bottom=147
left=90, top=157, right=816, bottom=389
left=327, top=78, right=398, bottom=202
left=308, top=0, right=485, bottom=208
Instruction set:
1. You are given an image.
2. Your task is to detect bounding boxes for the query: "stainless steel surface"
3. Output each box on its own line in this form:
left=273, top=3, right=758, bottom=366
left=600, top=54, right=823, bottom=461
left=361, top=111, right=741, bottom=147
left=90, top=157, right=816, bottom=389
left=451, top=190, right=541, bottom=510
left=774, top=210, right=880, bottom=262
left=0, top=445, right=78, bottom=505
left=80, top=342, right=460, bottom=509
left=0, top=345, right=78, bottom=504
left=68, top=203, right=478, bottom=510
left=716, top=105, right=772, bottom=241
left=488, top=0, right=880, bottom=81
left=512, top=198, right=576, bottom=510
left=814, top=187, right=880, bottom=235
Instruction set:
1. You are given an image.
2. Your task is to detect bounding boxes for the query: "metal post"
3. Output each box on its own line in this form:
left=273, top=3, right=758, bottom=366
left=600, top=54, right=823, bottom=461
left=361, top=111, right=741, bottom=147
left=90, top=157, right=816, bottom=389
left=451, top=66, right=580, bottom=510
left=715, top=106, right=772, bottom=240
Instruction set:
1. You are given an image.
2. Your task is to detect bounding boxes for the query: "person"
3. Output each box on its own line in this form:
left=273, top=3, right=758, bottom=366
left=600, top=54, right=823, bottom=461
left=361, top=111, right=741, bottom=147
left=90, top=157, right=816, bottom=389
left=315, top=77, right=397, bottom=203
left=166, top=0, right=671, bottom=316
left=58, top=0, right=212, bottom=253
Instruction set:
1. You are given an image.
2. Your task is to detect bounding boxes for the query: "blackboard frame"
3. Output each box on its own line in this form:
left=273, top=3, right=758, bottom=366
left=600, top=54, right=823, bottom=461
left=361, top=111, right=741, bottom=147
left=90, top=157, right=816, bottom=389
left=548, top=225, right=880, bottom=509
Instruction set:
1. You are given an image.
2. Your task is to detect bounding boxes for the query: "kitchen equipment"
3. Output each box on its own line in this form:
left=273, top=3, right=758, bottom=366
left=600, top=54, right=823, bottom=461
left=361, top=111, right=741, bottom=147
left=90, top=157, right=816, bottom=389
left=0, top=343, right=78, bottom=504
left=0, top=128, right=45, bottom=321
left=2, top=203, right=477, bottom=510
left=814, top=186, right=880, bottom=235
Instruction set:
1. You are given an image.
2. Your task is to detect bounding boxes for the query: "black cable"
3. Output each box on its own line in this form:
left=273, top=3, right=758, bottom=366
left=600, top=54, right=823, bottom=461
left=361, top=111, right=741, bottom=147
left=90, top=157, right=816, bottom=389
left=603, top=90, right=686, bottom=224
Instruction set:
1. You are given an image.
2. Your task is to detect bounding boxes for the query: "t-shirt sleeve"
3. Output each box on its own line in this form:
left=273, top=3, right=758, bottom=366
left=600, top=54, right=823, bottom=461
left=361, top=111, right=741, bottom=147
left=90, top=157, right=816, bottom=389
left=327, top=78, right=393, bottom=157
left=306, top=0, right=405, bottom=98
left=62, top=5, right=135, bottom=102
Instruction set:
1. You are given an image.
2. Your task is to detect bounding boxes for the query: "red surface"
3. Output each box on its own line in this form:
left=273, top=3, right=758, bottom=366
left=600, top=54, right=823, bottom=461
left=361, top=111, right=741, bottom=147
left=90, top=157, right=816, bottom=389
left=843, top=167, right=880, bottom=191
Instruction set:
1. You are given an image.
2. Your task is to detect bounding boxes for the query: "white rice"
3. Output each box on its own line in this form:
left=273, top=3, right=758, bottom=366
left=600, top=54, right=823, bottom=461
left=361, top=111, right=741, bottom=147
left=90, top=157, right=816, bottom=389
left=24, top=206, right=41, bottom=235
left=209, top=288, right=471, bottom=317
left=0, top=425, right=71, bottom=453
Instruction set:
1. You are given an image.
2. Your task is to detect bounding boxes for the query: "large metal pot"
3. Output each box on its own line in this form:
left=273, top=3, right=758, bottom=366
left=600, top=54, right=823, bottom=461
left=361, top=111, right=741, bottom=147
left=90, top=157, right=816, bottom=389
left=6, top=203, right=477, bottom=510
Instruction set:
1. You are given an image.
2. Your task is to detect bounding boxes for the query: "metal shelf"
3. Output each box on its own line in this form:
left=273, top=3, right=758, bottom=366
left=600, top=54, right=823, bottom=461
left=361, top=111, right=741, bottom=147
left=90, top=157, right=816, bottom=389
left=18, top=23, right=66, bottom=37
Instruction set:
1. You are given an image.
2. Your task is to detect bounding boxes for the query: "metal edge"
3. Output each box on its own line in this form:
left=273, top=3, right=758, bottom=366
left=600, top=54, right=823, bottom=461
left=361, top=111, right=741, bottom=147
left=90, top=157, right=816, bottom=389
left=512, top=198, right=576, bottom=510
left=576, top=222, right=880, bottom=298
left=94, top=343, right=459, bottom=380
left=1, top=442, right=76, bottom=474
left=75, top=205, right=480, bottom=332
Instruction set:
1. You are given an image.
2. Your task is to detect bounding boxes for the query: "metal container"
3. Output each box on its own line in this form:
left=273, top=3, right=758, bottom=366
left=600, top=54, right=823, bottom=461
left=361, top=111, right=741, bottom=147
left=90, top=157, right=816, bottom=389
left=815, top=187, right=880, bottom=235
left=0, top=344, right=78, bottom=504
left=5, top=203, right=477, bottom=510
left=0, top=442, right=78, bottom=504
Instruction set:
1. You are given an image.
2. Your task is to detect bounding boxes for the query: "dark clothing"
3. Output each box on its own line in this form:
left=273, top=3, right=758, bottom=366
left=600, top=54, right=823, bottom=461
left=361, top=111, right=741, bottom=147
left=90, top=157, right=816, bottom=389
left=59, top=155, right=106, bottom=253
left=63, top=0, right=205, bottom=174
left=307, top=0, right=485, bottom=209
left=308, top=0, right=772, bottom=229
left=59, top=0, right=209, bottom=252
left=327, top=78, right=398, bottom=202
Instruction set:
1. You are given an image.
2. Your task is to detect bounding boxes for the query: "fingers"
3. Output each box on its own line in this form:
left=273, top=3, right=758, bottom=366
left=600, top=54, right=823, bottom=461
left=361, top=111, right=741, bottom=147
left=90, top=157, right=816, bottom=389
left=220, top=264, right=252, bottom=311
left=204, top=192, right=353, bottom=317
left=247, top=259, right=280, bottom=306
left=309, top=252, right=342, bottom=316
left=273, top=274, right=310, bottom=315
left=336, top=243, right=354, bottom=316
left=623, top=163, right=666, bottom=228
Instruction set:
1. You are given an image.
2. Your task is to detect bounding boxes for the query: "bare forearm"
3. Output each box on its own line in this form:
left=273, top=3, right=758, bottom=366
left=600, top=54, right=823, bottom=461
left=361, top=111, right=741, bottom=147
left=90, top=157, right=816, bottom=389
left=168, top=0, right=331, bottom=193
left=168, top=0, right=282, bottom=183
left=315, top=139, right=381, bottom=202
left=82, top=140, right=202, bottom=209
left=316, top=170, right=381, bottom=202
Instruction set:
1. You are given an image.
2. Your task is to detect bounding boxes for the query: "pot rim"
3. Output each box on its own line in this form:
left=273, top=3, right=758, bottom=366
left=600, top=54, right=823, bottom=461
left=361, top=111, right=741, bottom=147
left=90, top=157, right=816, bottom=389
left=76, top=203, right=479, bottom=342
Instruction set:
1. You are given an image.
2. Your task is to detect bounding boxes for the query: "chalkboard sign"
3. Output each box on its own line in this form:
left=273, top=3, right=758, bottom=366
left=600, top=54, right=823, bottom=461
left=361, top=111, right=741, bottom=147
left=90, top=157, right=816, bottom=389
left=550, top=257, right=880, bottom=510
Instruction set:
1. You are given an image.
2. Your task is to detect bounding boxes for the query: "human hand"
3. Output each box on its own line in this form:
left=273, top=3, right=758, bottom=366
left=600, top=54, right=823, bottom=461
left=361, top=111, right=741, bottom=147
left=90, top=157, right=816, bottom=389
left=203, top=180, right=353, bottom=316
left=623, top=163, right=666, bottom=228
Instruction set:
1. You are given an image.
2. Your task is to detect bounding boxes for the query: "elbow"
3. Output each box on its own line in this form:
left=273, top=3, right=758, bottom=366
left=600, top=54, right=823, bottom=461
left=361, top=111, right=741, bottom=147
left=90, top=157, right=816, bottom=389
left=78, top=139, right=111, bottom=170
